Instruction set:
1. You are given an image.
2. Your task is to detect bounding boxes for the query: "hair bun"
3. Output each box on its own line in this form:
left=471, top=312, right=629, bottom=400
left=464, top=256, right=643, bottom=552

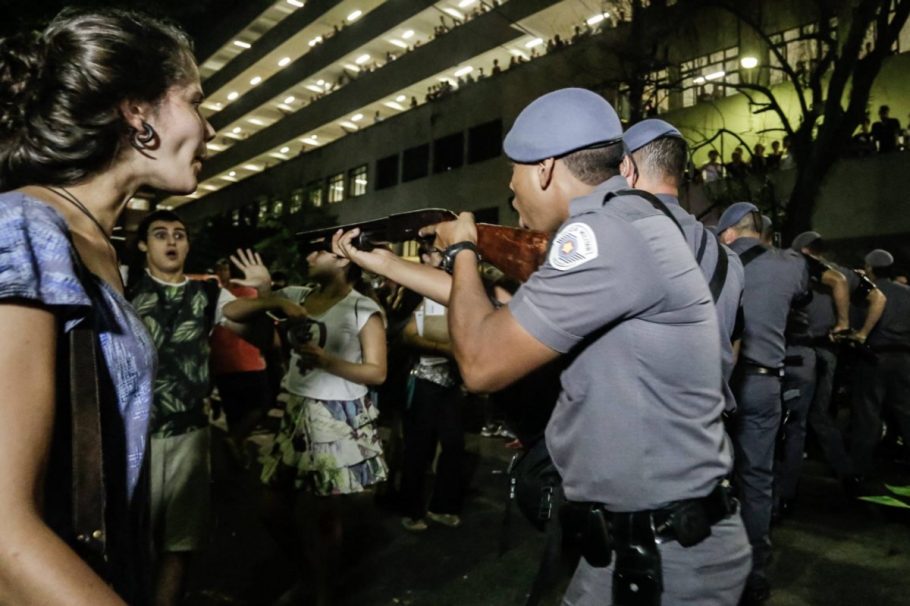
left=0, top=32, right=46, bottom=134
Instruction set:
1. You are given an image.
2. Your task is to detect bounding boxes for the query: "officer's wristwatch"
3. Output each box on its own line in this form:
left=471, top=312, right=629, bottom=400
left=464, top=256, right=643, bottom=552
left=440, top=241, right=481, bottom=274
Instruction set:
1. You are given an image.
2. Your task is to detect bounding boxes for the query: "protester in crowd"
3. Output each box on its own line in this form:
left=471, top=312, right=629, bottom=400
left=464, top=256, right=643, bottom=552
left=252, top=248, right=388, bottom=605
left=871, top=105, right=902, bottom=153
left=701, top=149, right=725, bottom=182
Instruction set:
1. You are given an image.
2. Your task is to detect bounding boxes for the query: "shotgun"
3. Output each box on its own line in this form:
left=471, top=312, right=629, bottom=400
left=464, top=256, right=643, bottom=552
left=296, top=208, right=550, bottom=282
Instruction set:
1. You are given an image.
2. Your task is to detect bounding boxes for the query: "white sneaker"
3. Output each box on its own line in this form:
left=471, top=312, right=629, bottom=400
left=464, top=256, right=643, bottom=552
left=427, top=511, right=462, bottom=527
left=401, top=517, right=429, bottom=532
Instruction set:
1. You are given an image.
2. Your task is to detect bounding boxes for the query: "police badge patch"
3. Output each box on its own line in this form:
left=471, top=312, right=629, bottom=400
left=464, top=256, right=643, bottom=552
left=548, top=222, right=598, bottom=271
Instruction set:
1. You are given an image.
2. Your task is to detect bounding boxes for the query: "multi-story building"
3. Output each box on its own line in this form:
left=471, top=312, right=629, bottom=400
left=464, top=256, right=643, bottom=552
left=144, top=0, right=910, bottom=264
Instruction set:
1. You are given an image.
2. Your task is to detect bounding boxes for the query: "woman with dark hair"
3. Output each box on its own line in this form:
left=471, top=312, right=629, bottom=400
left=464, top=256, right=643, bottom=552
left=257, top=249, right=388, bottom=605
left=0, top=8, right=213, bottom=604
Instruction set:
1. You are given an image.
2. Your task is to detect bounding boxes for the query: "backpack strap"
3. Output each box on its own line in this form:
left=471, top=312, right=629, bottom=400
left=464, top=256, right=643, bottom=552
left=602, top=188, right=686, bottom=239
left=695, top=229, right=709, bottom=264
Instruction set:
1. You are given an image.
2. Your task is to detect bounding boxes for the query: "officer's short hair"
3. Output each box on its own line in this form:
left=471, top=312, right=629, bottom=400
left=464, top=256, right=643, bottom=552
left=560, top=142, right=623, bottom=186
left=137, top=209, right=185, bottom=243
left=732, top=211, right=762, bottom=234
left=633, top=137, right=687, bottom=186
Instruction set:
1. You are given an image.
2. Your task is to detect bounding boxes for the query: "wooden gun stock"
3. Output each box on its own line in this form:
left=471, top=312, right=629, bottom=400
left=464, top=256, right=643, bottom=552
left=296, top=209, right=550, bottom=282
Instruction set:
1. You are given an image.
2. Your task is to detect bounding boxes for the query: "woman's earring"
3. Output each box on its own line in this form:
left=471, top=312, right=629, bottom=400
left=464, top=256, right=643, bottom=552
left=130, top=121, right=157, bottom=150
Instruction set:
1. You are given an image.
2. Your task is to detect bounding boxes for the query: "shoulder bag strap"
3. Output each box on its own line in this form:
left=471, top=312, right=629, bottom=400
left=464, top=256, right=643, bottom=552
left=738, top=244, right=769, bottom=267
left=69, top=321, right=109, bottom=563
left=602, top=188, right=686, bottom=239
left=707, top=236, right=730, bottom=303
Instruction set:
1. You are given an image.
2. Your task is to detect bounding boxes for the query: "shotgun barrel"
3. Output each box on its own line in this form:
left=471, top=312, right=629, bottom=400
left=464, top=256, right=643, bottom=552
left=296, top=209, right=550, bottom=282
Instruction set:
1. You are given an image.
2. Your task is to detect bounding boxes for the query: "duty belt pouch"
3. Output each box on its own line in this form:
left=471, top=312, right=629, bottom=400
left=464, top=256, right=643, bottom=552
left=510, top=438, right=562, bottom=531
left=665, top=500, right=712, bottom=547
left=613, top=515, right=663, bottom=606
left=558, top=502, right=613, bottom=568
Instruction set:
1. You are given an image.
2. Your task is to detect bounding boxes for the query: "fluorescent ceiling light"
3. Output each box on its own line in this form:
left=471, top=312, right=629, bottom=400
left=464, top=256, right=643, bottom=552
left=227, top=91, right=239, bottom=101
left=278, top=56, right=292, bottom=67
left=389, top=39, right=408, bottom=49
left=458, top=0, right=477, bottom=7
left=396, top=94, right=407, bottom=102
left=303, top=138, right=319, bottom=146
left=243, top=164, right=262, bottom=172
left=127, top=198, right=150, bottom=210
left=344, top=63, right=361, bottom=72
left=347, top=9, right=362, bottom=22
left=693, top=76, right=706, bottom=85
left=587, top=13, right=607, bottom=26
left=355, top=53, right=371, bottom=65
left=247, top=118, right=265, bottom=126
left=232, top=126, right=242, bottom=133
left=250, top=76, right=262, bottom=86
left=277, top=104, right=293, bottom=111
left=158, top=204, right=174, bottom=210
left=740, top=56, right=759, bottom=69
left=305, top=84, right=323, bottom=93
left=402, top=29, right=415, bottom=39
left=705, top=70, right=726, bottom=81
left=220, top=175, right=238, bottom=182
left=280, top=146, right=290, bottom=154
left=351, top=113, right=364, bottom=122
left=233, top=40, right=251, bottom=49
left=454, top=66, right=473, bottom=77
left=308, top=35, right=323, bottom=47
left=384, top=101, right=404, bottom=111
left=229, top=171, right=237, bottom=176
left=287, top=0, right=304, bottom=7
left=339, top=121, right=359, bottom=130
left=525, top=38, right=543, bottom=49
left=316, top=79, right=325, bottom=86
left=444, top=8, right=464, bottom=19
left=284, top=95, right=296, bottom=104
left=201, top=184, right=218, bottom=191
left=206, top=142, right=225, bottom=151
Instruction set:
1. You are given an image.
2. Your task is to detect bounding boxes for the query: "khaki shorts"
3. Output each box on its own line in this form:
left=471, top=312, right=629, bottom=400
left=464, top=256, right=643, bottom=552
left=150, top=427, right=211, bottom=552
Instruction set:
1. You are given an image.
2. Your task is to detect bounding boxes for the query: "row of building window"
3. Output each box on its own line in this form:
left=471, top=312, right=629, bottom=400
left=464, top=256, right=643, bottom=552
left=222, top=119, right=503, bottom=226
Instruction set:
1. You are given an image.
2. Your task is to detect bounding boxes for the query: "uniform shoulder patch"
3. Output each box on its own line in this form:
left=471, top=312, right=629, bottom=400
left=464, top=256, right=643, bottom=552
left=548, top=222, right=599, bottom=271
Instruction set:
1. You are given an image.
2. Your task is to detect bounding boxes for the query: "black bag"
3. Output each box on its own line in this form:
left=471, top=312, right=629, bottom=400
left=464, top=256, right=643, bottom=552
left=508, top=437, right=562, bottom=531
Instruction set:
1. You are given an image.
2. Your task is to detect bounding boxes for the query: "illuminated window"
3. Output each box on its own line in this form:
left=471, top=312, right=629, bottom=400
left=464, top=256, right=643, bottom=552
left=289, top=189, right=304, bottom=214
left=348, top=165, right=368, bottom=197
left=327, top=173, right=344, bottom=203
left=306, top=181, right=324, bottom=207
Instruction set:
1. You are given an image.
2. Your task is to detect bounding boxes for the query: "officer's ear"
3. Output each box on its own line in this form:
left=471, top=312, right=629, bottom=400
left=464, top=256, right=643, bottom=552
left=537, top=158, right=556, bottom=190
left=620, top=155, right=635, bottom=182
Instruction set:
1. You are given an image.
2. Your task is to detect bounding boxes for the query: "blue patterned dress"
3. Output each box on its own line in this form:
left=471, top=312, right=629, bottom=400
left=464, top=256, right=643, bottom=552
left=0, top=191, right=156, bottom=601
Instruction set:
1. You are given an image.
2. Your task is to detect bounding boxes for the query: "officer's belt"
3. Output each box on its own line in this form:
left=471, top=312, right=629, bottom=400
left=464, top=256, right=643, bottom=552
left=741, top=360, right=785, bottom=377
left=561, top=481, right=737, bottom=554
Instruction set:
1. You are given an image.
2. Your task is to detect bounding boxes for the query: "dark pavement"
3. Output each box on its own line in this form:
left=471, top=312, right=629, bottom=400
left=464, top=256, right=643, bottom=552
left=184, top=418, right=910, bottom=606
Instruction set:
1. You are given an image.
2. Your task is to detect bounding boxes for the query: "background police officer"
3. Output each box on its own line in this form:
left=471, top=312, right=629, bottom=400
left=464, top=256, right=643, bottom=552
left=789, top=232, right=885, bottom=487
left=850, top=249, right=910, bottom=483
left=716, top=204, right=848, bottom=605
left=621, top=118, right=745, bottom=414
left=414, top=89, right=751, bottom=606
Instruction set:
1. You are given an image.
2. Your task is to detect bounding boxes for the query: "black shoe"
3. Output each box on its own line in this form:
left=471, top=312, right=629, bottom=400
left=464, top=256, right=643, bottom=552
left=739, top=578, right=771, bottom=606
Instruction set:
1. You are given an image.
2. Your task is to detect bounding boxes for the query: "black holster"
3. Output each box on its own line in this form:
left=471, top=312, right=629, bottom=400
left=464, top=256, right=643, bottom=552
left=613, top=513, right=663, bottom=606
left=558, top=501, right=613, bottom=568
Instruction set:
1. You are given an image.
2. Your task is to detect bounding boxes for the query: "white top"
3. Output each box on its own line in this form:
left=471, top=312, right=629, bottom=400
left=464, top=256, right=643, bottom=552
left=280, top=285, right=384, bottom=400
left=416, top=297, right=449, bottom=366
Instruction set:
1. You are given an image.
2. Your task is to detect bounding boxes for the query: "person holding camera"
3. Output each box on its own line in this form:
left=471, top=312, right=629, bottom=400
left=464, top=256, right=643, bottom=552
left=254, top=248, right=387, bottom=605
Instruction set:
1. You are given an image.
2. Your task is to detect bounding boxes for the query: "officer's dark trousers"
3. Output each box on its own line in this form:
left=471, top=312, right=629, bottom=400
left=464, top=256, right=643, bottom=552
left=807, top=346, right=852, bottom=477
left=400, top=378, right=465, bottom=519
left=775, top=346, right=816, bottom=506
left=731, top=372, right=781, bottom=583
left=850, top=352, right=910, bottom=476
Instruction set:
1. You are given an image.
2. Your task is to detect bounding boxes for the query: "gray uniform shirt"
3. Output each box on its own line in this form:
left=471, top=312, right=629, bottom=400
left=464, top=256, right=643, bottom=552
left=731, top=238, right=809, bottom=368
left=509, top=176, right=731, bottom=511
left=867, top=279, right=910, bottom=348
left=657, top=194, right=744, bottom=411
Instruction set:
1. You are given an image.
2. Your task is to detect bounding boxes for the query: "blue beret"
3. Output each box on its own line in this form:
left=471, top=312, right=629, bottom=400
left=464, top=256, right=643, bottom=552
left=716, top=202, right=759, bottom=235
left=791, top=231, right=821, bottom=251
left=623, top=119, right=683, bottom=153
left=503, top=88, right=622, bottom=163
left=865, top=249, right=894, bottom=268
